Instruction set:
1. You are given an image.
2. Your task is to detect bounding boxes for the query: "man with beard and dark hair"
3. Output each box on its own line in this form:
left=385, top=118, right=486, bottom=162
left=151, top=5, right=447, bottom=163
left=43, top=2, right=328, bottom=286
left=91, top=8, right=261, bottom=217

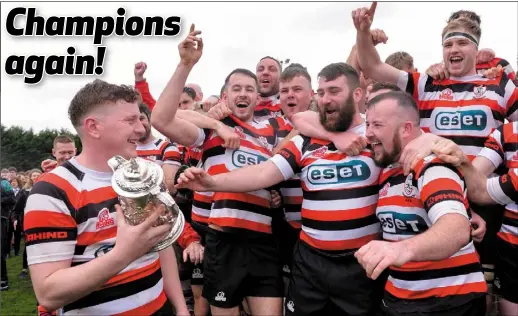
left=135, top=103, right=205, bottom=316
left=355, top=91, right=487, bottom=315
left=175, top=62, right=385, bottom=316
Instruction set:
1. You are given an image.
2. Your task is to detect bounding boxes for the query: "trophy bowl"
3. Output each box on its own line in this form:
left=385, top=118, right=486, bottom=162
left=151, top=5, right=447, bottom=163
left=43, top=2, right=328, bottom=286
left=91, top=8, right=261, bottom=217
left=108, top=155, right=185, bottom=252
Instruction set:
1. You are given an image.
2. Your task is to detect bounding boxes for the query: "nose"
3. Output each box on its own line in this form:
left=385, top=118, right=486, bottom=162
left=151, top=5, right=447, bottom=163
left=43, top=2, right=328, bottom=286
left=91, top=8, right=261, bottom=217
left=287, top=89, right=295, bottom=99
left=321, top=92, right=332, bottom=106
left=365, top=124, right=374, bottom=138
left=135, top=119, right=146, bottom=137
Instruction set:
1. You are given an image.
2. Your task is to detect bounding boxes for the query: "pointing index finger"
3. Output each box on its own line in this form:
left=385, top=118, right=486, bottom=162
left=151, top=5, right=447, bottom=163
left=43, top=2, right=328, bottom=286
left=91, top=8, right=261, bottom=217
left=368, top=2, right=377, bottom=16
left=189, top=23, right=195, bottom=33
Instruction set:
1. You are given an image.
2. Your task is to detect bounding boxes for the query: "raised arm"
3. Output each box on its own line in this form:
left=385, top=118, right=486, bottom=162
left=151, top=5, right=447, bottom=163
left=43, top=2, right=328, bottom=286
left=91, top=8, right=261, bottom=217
left=151, top=24, right=206, bottom=147
left=353, top=2, right=401, bottom=85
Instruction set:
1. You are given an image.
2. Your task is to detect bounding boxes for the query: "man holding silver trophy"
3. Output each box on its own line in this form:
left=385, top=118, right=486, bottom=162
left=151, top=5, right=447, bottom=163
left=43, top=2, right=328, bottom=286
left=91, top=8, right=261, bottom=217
left=23, top=80, right=191, bottom=314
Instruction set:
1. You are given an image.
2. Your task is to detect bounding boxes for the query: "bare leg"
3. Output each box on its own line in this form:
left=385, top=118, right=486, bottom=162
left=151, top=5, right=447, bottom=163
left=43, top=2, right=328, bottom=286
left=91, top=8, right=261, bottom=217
left=192, top=285, right=210, bottom=316
left=210, top=305, right=240, bottom=316
left=499, top=299, right=518, bottom=316
left=247, top=297, right=283, bottom=316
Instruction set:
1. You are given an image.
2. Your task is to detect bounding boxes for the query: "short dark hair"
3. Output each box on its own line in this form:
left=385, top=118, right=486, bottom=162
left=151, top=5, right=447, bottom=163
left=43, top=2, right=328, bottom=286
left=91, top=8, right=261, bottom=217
left=69, top=79, right=140, bottom=128
left=258, top=56, right=282, bottom=72
left=1, top=168, right=8, bottom=174
left=183, top=87, right=196, bottom=100
left=8, top=167, right=17, bottom=173
left=370, top=82, right=401, bottom=94
left=138, top=103, right=151, bottom=120
left=367, top=91, right=419, bottom=124
left=280, top=63, right=312, bottom=84
left=53, top=135, right=74, bottom=148
left=224, top=68, right=258, bottom=89
left=448, top=10, right=481, bottom=25
left=318, top=62, right=360, bottom=89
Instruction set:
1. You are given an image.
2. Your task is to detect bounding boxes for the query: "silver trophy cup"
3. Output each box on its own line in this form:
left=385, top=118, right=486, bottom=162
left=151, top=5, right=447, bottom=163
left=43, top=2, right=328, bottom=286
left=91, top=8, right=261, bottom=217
left=108, top=155, right=185, bottom=252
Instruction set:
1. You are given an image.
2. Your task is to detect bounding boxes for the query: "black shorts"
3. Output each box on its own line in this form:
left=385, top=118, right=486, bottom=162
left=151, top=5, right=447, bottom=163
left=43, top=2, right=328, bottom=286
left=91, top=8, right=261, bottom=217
left=202, top=228, right=283, bottom=308
left=494, top=237, right=518, bottom=303
left=471, top=202, right=505, bottom=266
left=380, top=295, right=486, bottom=316
left=285, top=240, right=385, bottom=316
left=278, top=220, right=300, bottom=278
left=190, top=263, right=204, bottom=286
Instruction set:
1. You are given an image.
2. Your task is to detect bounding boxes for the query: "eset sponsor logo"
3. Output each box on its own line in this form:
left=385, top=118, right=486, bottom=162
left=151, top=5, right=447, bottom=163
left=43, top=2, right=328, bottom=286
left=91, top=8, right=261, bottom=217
left=232, top=150, right=267, bottom=168
left=307, top=161, right=370, bottom=185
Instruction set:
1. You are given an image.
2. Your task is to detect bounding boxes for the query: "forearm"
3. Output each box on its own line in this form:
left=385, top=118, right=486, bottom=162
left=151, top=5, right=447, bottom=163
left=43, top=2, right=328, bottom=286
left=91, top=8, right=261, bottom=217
left=212, top=161, right=284, bottom=192
left=32, top=249, right=132, bottom=311
left=151, top=63, right=193, bottom=132
left=459, top=161, right=494, bottom=204
left=163, top=164, right=180, bottom=195
left=177, top=109, right=222, bottom=131
left=159, top=247, right=188, bottom=313
left=401, top=214, right=471, bottom=262
left=135, top=80, right=157, bottom=110
left=356, top=29, right=383, bottom=77
left=346, top=44, right=361, bottom=72
left=292, top=111, right=334, bottom=140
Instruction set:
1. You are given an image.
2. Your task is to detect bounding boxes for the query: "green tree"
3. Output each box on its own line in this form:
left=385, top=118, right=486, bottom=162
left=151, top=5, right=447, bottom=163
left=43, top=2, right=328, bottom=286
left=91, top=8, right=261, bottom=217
left=1, top=124, right=81, bottom=171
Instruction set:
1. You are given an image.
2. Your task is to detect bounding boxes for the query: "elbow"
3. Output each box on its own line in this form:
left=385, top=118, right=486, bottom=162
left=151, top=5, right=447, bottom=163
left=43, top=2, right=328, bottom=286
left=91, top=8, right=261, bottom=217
left=36, top=294, right=60, bottom=312
left=455, top=217, right=472, bottom=251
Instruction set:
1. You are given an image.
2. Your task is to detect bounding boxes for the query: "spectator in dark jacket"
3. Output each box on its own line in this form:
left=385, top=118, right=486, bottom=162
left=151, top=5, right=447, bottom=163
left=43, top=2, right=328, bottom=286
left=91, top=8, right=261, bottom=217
left=1, top=176, right=16, bottom=291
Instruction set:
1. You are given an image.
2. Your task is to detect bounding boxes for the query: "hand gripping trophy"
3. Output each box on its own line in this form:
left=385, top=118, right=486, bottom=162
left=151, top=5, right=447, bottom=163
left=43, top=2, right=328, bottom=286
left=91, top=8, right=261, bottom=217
left=108, top=155, right=185, bottom=252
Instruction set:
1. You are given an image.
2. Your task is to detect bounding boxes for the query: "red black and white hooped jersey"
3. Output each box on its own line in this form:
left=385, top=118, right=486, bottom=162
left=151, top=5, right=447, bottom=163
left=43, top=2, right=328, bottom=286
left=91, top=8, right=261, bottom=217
left=377, top=155, right=487, bottom=303
left=268, top=116, right=302, bottom=229
left=397, top=71, right=518, bottom=160
left=136, top=137, right=182, bottom=166
left=24, top=158, right=169, bottom=315
left=478, top=121, right=518, bottom=245
left=191, top=115, right=277, bottom=234
left=271, top=123, right=382, bottom=252
left=254, top=95, right=283, bottom=122
left=476, top=57, right=516, bottom=84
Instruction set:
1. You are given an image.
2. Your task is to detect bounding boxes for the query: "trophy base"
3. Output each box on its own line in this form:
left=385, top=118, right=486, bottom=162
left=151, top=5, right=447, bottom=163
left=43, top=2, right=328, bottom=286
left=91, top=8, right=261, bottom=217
left=150, top=210, right=185, bottom=252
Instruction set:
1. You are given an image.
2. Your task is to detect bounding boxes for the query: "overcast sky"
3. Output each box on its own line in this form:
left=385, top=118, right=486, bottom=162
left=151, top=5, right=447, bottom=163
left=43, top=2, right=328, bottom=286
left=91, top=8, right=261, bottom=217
left=2, top=1, right=517, bottom=133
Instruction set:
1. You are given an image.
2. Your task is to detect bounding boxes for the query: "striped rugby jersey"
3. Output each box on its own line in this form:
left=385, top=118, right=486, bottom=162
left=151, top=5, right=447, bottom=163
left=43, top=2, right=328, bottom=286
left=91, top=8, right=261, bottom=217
left=136, top=137, right=182, bottom=167
left=476, top=57, right=516, bottom=83
left=479, top=121, right=518, bottom=245
left=269, top=116, right=302, bottom=229
left=24, top=158, right=170, bottom=315
left=271, top=123, right=382, bottom=252
left=191, top=115, right=277, bottom=234
left=254, top=95, right=283, bottom=122
left=378, top=155, right=487, bottom=303
left=397, top=71, right=518, bottom=160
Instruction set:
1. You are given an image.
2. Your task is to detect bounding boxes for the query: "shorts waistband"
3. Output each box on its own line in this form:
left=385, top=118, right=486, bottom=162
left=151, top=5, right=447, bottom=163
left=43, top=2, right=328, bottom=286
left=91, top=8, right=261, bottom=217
left=299, top=240, right=358, bottom=260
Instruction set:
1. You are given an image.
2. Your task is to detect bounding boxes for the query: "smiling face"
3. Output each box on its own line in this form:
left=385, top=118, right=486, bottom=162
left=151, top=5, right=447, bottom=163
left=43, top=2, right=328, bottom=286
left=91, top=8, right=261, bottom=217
left=442, top=32, right=478, bottom=77
left=226, top=72, right=259, bottom=122
left=316, top=75, right=358, bottom=132
left=366, top=100, right=404, bottom=167
left=279, top=75, right=313, bottom=120
left=90, top=100, right=146, bottom=159
left=256, top=58, right=281, bottom=97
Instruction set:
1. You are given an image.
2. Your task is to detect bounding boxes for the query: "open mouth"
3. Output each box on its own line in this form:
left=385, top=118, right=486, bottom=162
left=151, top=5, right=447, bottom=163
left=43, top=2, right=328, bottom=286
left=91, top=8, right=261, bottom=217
left=287, top=103, right=297, bottom=108
left=127, top=139, right=137, bottom=145
left=450, top=56, right=463, bottom=66
left=325, top=109, right=337, bottom=115
left=260, top=78, right=270, bottom=85
left=236, top=103, right=248, bottom=109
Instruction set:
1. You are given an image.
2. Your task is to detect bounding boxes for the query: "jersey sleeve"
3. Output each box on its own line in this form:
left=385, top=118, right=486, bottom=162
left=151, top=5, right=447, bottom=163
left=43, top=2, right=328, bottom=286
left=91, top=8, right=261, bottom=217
left=418, top=165, right=469, bottom=224
left=487, top=168, right=518, bottom=205
left=23, top=180, right=78, bottom=265
left=476, top=57, right=516, bottom=82
left=162, top=142, right=183, bottom=166
left=191, top=127, right=210, bottom=148
left=478, top=125, right=505, bottom=168
left=270, top=135, right=304, bottom=181
left=176, top=221, right=201, bottom=249
left=135, top=80, right=156, bottom=110
left=504, top=83, right=518, bottom=122
left=396, top=71, right=423, bottom=101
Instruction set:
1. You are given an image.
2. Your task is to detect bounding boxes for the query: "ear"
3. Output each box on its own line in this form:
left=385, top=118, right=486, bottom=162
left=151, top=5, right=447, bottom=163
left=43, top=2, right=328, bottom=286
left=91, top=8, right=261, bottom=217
left=401, top=121, right=414, bottom=137
left=353, top=87, right=363, bottom=104
left=83, top=117, right=102, bottom=139
left=52, top=148, right=57, bottom=158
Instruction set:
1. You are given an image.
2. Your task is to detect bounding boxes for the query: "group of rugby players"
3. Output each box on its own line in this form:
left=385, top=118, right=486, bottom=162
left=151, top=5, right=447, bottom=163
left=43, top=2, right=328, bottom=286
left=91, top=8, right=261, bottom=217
left=23, top=2, right=517, bottom=316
